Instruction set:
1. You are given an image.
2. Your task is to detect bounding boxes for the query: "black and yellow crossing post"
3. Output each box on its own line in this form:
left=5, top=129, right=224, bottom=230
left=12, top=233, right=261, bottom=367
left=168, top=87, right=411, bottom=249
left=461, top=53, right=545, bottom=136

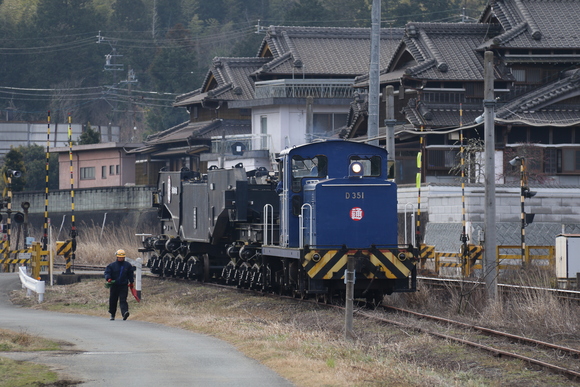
left=42, top=111, right=51, bottom=250
left=57, top=240, right=74, bottom=274
left=65, top=113, right=77, bottom=274
left=2, top=170, right=21, bottom=272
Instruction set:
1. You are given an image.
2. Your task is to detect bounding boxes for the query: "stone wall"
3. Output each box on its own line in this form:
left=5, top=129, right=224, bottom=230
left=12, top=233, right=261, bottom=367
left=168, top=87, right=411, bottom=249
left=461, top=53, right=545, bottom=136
left=397, top=184, right=580, bottom=252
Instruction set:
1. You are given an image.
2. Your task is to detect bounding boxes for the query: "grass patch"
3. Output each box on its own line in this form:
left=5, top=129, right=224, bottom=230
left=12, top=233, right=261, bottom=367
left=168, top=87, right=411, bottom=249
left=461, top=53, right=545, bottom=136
left=0, top=357, right=59, bottom=387
left=0, top=328, right=67, bottom=387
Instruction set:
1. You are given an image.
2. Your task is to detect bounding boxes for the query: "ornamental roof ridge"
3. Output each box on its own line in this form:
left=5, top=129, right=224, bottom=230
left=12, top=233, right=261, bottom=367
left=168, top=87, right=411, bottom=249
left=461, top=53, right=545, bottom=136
left=257, top=51, right=292, bottom=73
left=405, top=22, right=495, bottom=35
left=497, top=70, right=580, bottom=118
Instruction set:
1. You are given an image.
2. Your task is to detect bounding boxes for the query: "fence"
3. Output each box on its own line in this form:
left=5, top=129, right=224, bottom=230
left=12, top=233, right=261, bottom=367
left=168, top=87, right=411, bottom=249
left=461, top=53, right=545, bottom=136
left=419, top=244, right=555, bottom=277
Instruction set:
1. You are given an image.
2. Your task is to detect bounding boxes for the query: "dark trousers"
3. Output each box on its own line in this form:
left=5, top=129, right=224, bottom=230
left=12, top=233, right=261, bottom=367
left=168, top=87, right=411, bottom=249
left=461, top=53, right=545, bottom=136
left=108, top=284, right=129, bottom=317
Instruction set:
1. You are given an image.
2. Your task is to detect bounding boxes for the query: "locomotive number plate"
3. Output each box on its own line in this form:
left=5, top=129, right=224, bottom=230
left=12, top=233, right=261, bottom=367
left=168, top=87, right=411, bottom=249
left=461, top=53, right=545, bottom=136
left=345, top=192, right=364, bottom=199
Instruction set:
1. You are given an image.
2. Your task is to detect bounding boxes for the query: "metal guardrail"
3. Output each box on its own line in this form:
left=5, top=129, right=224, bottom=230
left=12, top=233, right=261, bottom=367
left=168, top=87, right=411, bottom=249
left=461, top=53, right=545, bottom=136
left=18, top=266, right=45, bottom=303
left=419, top=244, right=555, bottom=276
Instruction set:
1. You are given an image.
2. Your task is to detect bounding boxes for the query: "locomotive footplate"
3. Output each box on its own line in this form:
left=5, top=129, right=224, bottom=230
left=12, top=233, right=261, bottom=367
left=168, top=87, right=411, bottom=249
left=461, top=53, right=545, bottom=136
left=262, top=246, right=302, bottom=259
left=303, top=246, right=416, bottom=280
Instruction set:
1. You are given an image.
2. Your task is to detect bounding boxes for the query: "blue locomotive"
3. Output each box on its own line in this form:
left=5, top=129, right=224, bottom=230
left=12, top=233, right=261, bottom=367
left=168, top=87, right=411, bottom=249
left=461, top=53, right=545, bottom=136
left=143, top=140, right=417, bottom=303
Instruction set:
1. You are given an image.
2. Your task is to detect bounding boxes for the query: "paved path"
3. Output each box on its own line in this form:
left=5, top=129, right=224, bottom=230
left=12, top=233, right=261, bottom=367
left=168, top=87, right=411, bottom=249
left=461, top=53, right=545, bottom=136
left=0, top=273, right=293, bottom=386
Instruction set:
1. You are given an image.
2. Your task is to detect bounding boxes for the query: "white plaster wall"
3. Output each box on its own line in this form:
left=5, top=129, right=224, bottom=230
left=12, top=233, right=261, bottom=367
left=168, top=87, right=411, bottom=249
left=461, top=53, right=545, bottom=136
left=398, top=185, right=580, bottom=224
left=252, top=104, right=350, bottom=155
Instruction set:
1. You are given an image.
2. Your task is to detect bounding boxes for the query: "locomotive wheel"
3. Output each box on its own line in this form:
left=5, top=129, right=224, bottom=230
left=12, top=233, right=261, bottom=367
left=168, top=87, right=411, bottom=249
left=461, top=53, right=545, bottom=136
left=174, top=257, right=184, bottom=278
left=162, top=256, right=173, bottom=277
left=185, top=260, right=195, bottom=280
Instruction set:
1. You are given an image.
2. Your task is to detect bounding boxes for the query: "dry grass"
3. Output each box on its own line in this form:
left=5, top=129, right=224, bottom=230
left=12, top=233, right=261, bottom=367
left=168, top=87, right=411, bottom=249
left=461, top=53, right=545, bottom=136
left=71, top=223, right=144, bottom=266
left=0, top=328, right=60, bottom=352
left=11, top=275, right=577, bottom=387
left=24, top=222, right=144, bottom=266
left=388, top=271, right=580, bottom=349
left=8, top=224, right=580, bottom=385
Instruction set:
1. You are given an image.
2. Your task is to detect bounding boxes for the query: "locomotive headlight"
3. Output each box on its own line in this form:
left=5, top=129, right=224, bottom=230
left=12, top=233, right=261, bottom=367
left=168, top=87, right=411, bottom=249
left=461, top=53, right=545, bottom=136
left=349, top=162, right=364, bottom=177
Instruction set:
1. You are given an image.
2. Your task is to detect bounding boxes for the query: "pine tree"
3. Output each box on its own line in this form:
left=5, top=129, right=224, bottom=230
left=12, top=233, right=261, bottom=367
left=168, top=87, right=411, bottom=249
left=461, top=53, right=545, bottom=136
left=79, top=123, right=101, bottom=145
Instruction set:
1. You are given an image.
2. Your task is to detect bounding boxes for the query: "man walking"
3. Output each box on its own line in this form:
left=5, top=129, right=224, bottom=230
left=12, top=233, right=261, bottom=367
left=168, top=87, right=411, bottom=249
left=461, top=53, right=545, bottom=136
left=104, top=249, right=134, bottom=321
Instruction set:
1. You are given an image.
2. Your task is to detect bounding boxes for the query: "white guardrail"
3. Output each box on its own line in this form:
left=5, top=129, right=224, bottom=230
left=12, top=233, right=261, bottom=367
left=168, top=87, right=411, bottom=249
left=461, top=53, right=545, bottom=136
left=18, top=266, right=45, bottom=303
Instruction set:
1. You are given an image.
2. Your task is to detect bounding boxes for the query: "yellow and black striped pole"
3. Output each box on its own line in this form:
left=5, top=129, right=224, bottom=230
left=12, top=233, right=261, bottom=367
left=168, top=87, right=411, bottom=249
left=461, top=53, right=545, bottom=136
left=519, top=158, right=526, bottom=265
left=2, top=172, right=13, bottom=270
left=415, top=125, right=424, bottom=248
left=42, top=111, right=51, bottom=250
left=65, top=113, right=77, bottom=274
left=459, top=104, right=470, bottom=276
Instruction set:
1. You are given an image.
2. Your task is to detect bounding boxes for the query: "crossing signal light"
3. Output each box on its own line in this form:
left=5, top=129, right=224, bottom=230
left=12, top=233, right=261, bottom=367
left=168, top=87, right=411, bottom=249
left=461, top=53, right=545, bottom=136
left=525, top=213, right=535, bottom=225
left=522, top=187, right=536, bottom=199
left=13, top=212, right=25, bottom=224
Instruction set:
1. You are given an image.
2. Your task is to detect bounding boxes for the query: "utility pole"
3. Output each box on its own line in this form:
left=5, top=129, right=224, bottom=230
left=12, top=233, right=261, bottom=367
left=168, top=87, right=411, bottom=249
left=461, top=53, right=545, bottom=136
left=368, top=0, right=380, bottom=146
left=344, top=256, right=355, bottom=340
left=384, top=85, right=396, bottom=177
left=483, top=51, right=497, bottom=300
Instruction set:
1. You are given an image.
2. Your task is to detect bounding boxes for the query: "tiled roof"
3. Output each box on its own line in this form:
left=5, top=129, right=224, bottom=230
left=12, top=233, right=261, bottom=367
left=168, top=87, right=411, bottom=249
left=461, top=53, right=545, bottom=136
left=144, top=120, right=218, bottom=143
left=254, top=26, right=404, bottom=77
left=174, top=57, right=269, bottom=106
left=496, top=69, right=580, bottom=124
left=402, top=99, right=483, bottom=128
left=396, top=23, right=502, bottom=81
left=144, top=119, right=250, bottom=144
left=479, top=0, right=580, bottom=49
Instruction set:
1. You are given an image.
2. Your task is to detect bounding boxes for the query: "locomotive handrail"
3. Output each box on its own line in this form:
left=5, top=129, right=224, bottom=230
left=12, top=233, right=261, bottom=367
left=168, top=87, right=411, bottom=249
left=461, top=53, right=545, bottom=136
left=299, top=203, right=313, bottom=247
left=263, top=204, right=274, bottom=246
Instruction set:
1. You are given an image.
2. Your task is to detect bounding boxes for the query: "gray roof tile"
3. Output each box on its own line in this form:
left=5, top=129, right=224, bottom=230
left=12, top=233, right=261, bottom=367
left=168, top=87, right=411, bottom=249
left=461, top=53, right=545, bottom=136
left=174, top=57, right=269, bottom=106
left=399, top=23, right=502, bottom=81
left=480, top=0, right=580, bottom=49
left=255, top=26, right=404, bottom=77
left=496, top=69, right=580, bottom=123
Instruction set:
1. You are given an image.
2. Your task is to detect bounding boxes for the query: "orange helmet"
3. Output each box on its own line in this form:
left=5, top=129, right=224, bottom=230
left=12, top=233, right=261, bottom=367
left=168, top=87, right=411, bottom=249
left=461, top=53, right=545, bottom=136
left=116, top=249, right=126, bottom=258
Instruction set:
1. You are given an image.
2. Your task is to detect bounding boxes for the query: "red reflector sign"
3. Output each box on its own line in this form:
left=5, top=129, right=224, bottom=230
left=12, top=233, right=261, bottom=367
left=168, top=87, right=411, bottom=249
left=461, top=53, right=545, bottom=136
left=350, top=207, right=364, bottom=221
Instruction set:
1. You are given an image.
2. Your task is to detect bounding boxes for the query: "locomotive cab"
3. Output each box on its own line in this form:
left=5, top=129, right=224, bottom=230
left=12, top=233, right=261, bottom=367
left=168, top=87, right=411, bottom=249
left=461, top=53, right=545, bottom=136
left=278, top=140, right=397, bottom=249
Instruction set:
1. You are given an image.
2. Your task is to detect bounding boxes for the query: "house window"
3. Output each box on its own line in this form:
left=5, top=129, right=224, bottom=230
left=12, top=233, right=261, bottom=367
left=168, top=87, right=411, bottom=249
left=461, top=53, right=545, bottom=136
left=260, top=116, right=268, bottom=149
left=116, top=165, right=120, bottom=175
left=512, top=69, right=526, bottom=82
left=313, top=113, right=347, bottom=139
left=561, top=148, right=580, bottom=173
left=512, top=68, right=542, bottom=84
left=102, top=166, right=107, bottom=179
left=110, top=165, right=115, bottom=175
left=426, top=148, right=460, bottom=170
left=80, top=167, right=95, bottom=180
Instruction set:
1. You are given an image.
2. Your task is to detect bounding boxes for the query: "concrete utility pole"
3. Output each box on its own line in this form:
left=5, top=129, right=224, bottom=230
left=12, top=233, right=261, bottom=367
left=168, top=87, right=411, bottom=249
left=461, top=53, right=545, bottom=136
left=385, top=85, right=396, bottom=175
left=483, top=51, right=498, bottom=300
left=344, top=256, right=355, bottom=340
left=368, top=0, right=380, bottom=146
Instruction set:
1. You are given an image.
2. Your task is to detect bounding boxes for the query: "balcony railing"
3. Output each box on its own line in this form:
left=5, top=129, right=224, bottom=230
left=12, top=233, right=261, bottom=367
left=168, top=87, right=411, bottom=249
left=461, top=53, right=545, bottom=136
left=254, top=79, right=355, bottom=99
left=211, top=133, right=271, bottom=155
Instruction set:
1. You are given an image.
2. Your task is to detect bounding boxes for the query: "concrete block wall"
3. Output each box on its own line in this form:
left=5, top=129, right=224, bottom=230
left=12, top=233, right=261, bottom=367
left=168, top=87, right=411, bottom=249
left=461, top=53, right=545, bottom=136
left=398, top=184, right=580, bottom=252
left=398, top=185, right=580, bottom=224
left=13, top=186, right=156, bottom=214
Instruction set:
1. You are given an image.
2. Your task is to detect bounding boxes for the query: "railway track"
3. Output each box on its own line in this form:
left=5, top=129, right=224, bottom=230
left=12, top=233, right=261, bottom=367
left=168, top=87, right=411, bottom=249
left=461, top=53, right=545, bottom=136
left=363, top=305, right=580, bottom=381
left=419, top=276, right=580, bottom=302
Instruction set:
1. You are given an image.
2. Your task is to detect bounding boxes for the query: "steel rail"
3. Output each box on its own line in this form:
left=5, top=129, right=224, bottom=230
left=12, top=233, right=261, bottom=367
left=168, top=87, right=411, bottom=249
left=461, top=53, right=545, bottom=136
left=383, top=305, right=580, bottom=357
left=356, top=309, right=580, bottom=381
